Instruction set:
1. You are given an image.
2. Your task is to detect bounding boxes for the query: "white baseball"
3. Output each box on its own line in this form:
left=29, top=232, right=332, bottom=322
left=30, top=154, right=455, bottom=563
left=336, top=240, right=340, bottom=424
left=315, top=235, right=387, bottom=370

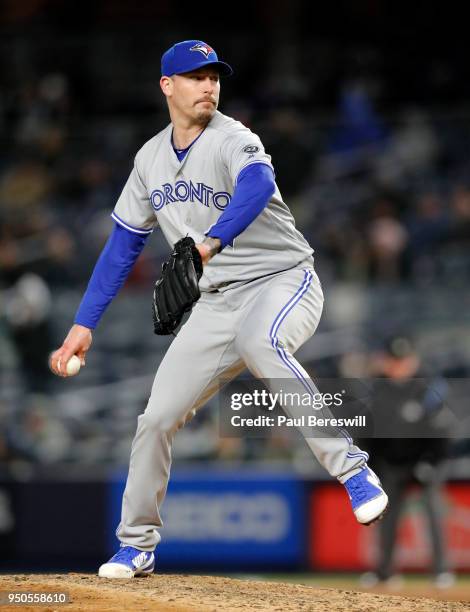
left=66, top=355, right=81, bottom=376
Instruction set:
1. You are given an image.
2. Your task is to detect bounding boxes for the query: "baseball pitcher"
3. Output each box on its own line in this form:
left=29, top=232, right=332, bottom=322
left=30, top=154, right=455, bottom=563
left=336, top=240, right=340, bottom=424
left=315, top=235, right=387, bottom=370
left=50, top=40, right=388, bottom=578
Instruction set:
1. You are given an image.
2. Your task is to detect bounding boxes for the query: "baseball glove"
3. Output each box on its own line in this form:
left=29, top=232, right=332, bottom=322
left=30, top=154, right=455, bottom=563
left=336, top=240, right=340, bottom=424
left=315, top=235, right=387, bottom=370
left=152, top=236, right=203, bottom=335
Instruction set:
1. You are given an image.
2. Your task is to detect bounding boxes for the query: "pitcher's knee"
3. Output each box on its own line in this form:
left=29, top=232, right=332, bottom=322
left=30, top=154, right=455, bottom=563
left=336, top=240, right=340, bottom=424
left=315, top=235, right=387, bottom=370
left=139, top=410, right=180, bottom=436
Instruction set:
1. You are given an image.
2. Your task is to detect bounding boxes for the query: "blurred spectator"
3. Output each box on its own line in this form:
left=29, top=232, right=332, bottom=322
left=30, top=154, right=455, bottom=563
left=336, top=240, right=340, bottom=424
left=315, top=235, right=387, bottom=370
left=328, top=81, right=388, bottom=155
left=374, top=109, right=439, bottom=187
left=405, top=191, right=449, bottom=283
left=366, top=196, right=408, bottom=281
left=3, top=274, right=53, bottom=392
left=0, top=156, right=75, bottom=392
left=447, top=184, right=470, bottom=246
left=360, top=334, right=455, bottom=589
left=315, top=81, right=388, bottom=186
left=15, top=73, right=70, bottom=157
left=7, top=394, right=71, bottom=464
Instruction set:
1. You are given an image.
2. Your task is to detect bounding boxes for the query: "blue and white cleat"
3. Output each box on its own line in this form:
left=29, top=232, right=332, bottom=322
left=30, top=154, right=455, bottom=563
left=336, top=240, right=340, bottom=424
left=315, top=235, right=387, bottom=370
left=344, top=466, right=389, bottom=525
left=98, top=546, right=155, bottom=578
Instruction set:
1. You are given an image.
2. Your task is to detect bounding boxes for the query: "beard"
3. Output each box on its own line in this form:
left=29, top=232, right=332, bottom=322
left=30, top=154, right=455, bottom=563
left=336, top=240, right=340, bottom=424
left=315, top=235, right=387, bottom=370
left=194, top=105, right=216, bottom=126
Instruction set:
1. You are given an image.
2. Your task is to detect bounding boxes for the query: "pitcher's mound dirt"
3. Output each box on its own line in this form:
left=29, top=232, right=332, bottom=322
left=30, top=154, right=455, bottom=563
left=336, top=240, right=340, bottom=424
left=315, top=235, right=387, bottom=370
left=1, top=573, right=469, bottom=612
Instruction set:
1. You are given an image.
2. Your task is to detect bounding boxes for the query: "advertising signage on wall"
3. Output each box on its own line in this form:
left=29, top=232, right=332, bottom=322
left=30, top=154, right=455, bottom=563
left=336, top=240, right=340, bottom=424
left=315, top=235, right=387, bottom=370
left=109, top=469, right=307, bottom=570
left=309, top=482, right=470, bottom=571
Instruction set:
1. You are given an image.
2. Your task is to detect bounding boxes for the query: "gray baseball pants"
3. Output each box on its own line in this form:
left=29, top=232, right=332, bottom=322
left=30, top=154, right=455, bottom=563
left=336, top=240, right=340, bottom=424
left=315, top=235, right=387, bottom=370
left=116, top=261, right=368, bottom=551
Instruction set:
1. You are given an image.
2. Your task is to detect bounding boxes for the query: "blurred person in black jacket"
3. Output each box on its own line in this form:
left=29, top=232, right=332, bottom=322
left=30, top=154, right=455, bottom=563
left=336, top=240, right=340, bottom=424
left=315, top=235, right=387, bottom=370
left=360, top=334, right=455, bottom=589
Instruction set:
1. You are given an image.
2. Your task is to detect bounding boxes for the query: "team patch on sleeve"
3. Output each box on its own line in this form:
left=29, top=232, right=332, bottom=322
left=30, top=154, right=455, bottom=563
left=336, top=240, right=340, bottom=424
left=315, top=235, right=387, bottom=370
left=243, top=144, right=260, bottom=154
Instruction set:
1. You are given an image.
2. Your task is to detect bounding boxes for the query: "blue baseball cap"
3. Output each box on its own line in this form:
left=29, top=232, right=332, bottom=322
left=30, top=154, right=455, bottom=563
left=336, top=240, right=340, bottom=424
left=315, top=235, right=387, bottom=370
left=161, top=40, right=233, bottom=77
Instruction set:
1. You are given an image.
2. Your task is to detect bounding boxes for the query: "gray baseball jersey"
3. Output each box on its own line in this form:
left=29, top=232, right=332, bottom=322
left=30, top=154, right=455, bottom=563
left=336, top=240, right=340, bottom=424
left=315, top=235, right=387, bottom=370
left=112, top=110, right=313, bottom=291
left=107, top=111, right=372, bottom=556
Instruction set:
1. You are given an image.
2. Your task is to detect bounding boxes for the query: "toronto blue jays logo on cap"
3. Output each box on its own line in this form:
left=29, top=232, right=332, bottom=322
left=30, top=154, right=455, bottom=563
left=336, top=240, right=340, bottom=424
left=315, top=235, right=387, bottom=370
left=189, top=43, right=214, bottom=58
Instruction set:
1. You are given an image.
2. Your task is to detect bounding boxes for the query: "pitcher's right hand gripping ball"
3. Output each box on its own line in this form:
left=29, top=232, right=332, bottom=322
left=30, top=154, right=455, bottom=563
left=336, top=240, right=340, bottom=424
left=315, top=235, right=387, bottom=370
left=152, top=236, right=203, bottom=335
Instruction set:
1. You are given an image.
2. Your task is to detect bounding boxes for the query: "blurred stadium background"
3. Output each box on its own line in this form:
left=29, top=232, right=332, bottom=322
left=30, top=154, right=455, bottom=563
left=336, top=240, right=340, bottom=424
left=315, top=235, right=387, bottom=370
left=1, top=0, right=470, bottom=593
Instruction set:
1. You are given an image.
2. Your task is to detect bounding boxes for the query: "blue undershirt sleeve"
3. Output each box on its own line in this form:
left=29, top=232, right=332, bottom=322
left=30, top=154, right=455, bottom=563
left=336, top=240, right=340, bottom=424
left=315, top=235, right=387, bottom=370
left=74, top=223, right=149, bottom=329
left=206, top=162, right=275, bottom=249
